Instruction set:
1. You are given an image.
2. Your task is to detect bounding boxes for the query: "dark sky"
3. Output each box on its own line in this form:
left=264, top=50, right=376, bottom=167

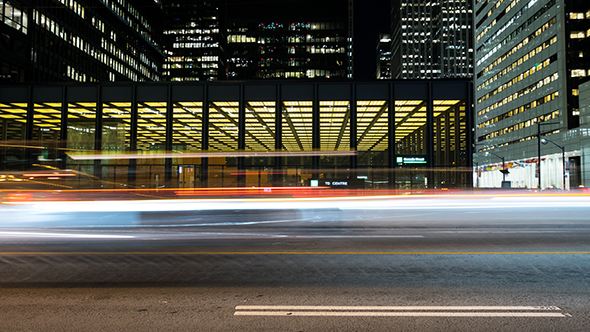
left=354, top=0, right=391, bottom=79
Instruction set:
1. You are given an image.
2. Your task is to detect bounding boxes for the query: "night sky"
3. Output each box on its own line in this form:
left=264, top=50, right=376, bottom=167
left=354, top=0, right=391, bottom=79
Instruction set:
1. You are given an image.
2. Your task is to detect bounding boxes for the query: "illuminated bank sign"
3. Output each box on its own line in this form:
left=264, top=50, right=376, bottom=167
left=396, top=156, right=427, bottom=165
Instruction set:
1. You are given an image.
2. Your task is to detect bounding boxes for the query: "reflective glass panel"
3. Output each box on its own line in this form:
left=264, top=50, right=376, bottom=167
left=137, top=102, right=167, bottom=188
left=319, top=100, right=350, bottom=168
left=171, top=102, right=203, bottom=188
left=33, top=102, right=62, bottom=168
left=395, top=100, right=427, bottom=189
left=357, top=100, right=389, bottom=189
left=102, top=102, right=131, bottom=188
left=67, top=102, right=95, bottom=186
left=357, top=100, right=388, bottom=166
left=433, top=99, right=468, bottom=188
left=0, top=102, right=27, bottom=171
left=137, top=102, right=167, bottom=151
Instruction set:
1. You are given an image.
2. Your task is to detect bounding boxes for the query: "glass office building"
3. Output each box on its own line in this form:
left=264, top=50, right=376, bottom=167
left=0, top=0, right=164, bottom=83
left=0, top=80, right=472, bottom=189
left=162, top=0, right=226, bottom=81
left=391, top=0, right=473, bottom=79
left=474, top=0, right=590, bottom=189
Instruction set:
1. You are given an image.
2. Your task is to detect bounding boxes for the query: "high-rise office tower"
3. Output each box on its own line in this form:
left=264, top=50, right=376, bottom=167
left=474, top=0, right=590, bottom=189
left=29, top=0, right=164, bottom=82
left=160, top=0, right=353, bottom=81
left=162, top=0, right=226, bottom=81
left=225, top=0, right=353, bottom=79
left=376, top=33, right=392, bottom=79
left=0, top=1, right=29, bottom=83
left=391, top=0, right=473, bottom=79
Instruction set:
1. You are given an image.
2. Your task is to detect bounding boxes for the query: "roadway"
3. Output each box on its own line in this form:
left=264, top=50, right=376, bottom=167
left=0, top=193, right=589, bottom=331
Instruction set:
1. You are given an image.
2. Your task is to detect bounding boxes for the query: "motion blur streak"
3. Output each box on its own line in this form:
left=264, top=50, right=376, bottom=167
left=1, top=193, right=589, bottom=228
left=0, top=231, right=135, bottom=239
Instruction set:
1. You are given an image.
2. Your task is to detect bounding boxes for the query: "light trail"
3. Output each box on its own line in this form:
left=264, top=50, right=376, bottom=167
left=0, top=251, right=588, bottom=255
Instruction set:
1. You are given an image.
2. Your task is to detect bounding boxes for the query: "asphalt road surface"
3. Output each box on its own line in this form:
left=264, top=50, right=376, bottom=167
left=0, top=194, right=589, bottom=331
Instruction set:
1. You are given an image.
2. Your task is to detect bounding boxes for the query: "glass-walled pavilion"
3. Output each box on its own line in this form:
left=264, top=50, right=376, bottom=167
left=0, top=81, right=473, bottom=189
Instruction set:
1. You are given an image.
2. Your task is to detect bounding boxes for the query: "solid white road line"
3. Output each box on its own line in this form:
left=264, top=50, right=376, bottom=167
left=235, top=305, right=561, bottom=311
left=234, top=311, right=568, bottom=317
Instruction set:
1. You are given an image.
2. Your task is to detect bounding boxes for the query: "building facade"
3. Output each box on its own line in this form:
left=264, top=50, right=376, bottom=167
left=225, top=0, right=353, bottom=80
left=0, top=80, right=472, bottom=189
left=474, top=0, right=590, bottom=189
left=162, top=0, right=225, bottom=81
left=0, top=0, right=164, bottom=83
left=390, top=0, right=473, bottom=79
left=377, top=33, right=392, bottom=79
left=161, top=0, right=353, bottom=82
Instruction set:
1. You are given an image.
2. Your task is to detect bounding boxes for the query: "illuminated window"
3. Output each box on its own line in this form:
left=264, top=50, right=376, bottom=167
left=571, top=69, right=587, bottom=77
left=570, top=31, right=585, bottom=39
left=570, top=12, right=585, bottom=20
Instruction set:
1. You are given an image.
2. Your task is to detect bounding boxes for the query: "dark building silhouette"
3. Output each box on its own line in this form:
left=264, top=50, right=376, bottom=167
left=0, top=0, right=164, bottom=83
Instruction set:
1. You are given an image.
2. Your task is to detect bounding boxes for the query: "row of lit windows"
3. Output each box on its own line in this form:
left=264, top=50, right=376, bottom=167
left=54, top=1, right=154, bottom=72
left=1, top=1, right=28, bottom=34
left=162, top=69, right=217, bottom=76
left=477, top=37, right=557, bottom=93
left=478, top=72, right=558, bottom=114
left=478, top=91, right=559, bottom=130
left=299, top=46, right=344, bottom=54
left=571, top=69, right=590, bottom=77
left=163, top=63, right=219, bottom=69
left=479, top=110, right=559, bottom=142
left=259, top=22, right=345, bottom=31
left=67, top=65, right=89, bottom=82
left=476, top=0, right=522, bottom=42
left=253, top=69, right=344, bottom=79
left=33, top=11, right=158, bottom=82
left=166, top=56, right=219, bottom=63
left=477, top=0, right=555, bottom=67
left=228, top=35, right=257, bottom=43
left=570, top=30, right=590, bottom=39
left=477, top=54, right=557, bottom=102
left=478, top=17, right=555, bottom=79
left=91, top=16, right=105, bottom=33
left=56, top=0, right=85, bottom=18
left=172, top=42, right=220, bottom=49
left=98, top=0, right=158, bottom=48
left=477, top=0, right=509, bottom=27
left=165, top=29, right=218, bottom=35
left=569, top=11, right=590, bottom=20
left=226, top=35, right=346, bottom=45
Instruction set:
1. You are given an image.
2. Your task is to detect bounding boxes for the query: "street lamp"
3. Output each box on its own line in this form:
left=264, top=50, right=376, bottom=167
left=541, top=138, right=566, bottom=190
left=537, top=121, right=560, bottom=189
left=485, top=151, right=509, bottom=187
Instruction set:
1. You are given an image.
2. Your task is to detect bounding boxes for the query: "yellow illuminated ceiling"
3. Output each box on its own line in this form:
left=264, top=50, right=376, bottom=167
left=357, top=100, right=388, bottom=152
left=395, top=101, right=425, bottom=143
left=320, top=101, right=350, bottom=151
left=209, top=101, right=239, bottom=151
left=246, top=101, right=275, bottom=151
left=172, top=101, right=203, bottom=151
left=102, top=102, right=131, bottom=150
left=33, top=103, right=62, bottom=135
left=282, top=101, right=312, bottom=151
left=0, top=102, right=27, bottom=141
